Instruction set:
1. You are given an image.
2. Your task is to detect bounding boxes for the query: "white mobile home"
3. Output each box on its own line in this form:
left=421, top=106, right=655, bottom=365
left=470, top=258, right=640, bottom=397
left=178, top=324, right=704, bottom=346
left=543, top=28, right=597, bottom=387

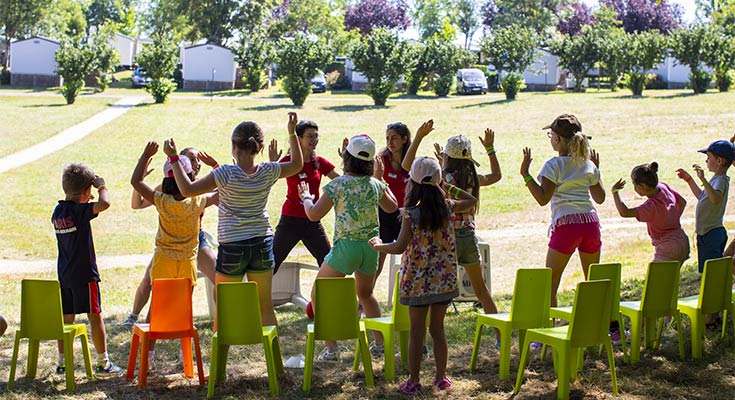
left=182, top=43, right=237, bottom=91
left=9, top=37, right=61, bottom=87
left=522, top=49, right=561, bottom=91
left=111, top=33, right=135, bottom=67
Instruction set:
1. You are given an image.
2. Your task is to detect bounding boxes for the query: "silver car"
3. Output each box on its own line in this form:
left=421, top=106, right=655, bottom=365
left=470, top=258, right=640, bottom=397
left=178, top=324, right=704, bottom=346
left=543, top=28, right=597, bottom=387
left=456, top=68, right=488, bottom=95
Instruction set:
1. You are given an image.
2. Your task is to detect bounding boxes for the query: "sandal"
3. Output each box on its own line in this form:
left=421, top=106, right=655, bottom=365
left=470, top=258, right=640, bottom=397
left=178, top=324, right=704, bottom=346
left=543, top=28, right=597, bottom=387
left=433, top=377, right=452, bottom=390
left=399, top=379, right=422, bottom=395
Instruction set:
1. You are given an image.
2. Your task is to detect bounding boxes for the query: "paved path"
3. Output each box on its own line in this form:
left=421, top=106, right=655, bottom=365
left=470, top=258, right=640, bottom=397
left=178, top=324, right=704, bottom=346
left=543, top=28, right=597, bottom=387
left=0, top=96, right=144, bottom=174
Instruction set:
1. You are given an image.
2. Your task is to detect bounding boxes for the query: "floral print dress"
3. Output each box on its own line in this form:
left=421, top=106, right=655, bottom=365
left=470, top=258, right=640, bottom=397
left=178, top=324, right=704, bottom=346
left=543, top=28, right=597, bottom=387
left=399, top=202, right=459, bottom=306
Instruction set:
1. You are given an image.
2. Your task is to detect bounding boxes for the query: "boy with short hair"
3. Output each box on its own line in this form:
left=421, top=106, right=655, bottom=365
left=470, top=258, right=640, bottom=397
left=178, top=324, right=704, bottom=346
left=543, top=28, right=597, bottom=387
left=52, top=163, right=122, bottom=376
left=677, top=139, right=734, bottom=273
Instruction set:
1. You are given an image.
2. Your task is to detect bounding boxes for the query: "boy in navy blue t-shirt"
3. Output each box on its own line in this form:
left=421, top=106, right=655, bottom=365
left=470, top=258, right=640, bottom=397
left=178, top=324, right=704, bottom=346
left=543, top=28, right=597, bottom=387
left=52, top=163, right=121, bottom=375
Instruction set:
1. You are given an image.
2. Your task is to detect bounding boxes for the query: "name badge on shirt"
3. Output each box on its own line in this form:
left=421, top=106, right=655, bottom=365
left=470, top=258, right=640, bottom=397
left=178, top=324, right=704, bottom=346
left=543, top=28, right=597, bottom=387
left=299, top=173, right=307, bottom=179
left=387, top=173, right=397, bottom=179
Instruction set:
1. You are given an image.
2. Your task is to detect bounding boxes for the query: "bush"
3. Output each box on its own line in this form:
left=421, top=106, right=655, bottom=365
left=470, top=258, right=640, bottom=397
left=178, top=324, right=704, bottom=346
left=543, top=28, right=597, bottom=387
left=350, top=28, right=412, bottom=105
left=236, top=27, right=274, bottom=93
left=715, top=69, right=735, bottom=92
left=691, top=70, right=713, bottom=94
left=624, top=72, right=648, bottom=95
left=91, top=24, right=120, bottom=93
left=644, top=73, right=667, bottom=90
left=147, top=78, right=177, bottom=103
left=0, top=69, right=10, bottom=85
left=500, top=72, right=525, bottom=100
left=55, top=40, right=95, bottom=104
left=276, top=34, right=331, bottom=105
left=433, top=73, right=453, bottom=96
left=136, top=34, right=179, bottom=104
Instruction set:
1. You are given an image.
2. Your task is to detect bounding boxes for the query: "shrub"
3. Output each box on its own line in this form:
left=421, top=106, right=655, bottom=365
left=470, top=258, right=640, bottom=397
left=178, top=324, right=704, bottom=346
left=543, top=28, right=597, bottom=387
left=550, top=27, right=600, bottom=92
left=236, top=27, right=274, bottom=92
left=0, top=69, right=10, bottom=85
left=91, top=24, right=120, bottom=93
left=136, top=34, right=179, bottom=104
left=480, top=25, right=539, bottom=100
left=55, top=39, right=95, bottom=104
left=500, top=72, right=525, bottom=100
left=691, top=70, right=713, bottom=94
left=670, top=24, right=718, bottom=94
left=350, top=28, right=412, bottom=105
left=619, top=30, right=668, bottom=96
left=276, top=34, right=331, bottom=106
left=624, top=72, right=648, bottom=95
left=715, top=69, right=735, bottom=92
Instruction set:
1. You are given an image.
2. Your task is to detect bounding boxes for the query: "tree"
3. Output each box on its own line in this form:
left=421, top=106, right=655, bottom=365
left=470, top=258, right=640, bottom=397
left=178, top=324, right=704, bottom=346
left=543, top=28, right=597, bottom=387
left=276, top=34, right=331, bottom=106
left=180, top=0, right=240, bottom=44
left=55, top=39, right=95, bottom=104
left=136, top=34, right=179, bottom=103
left=670, top=24, right=718, bottom=93
left=0, top=0, right=46, bottom=68
left=91, top=23, right=120, bottom=93
left=620, top=30, right=668, bottom=95
left=704, top=25, right=735, bottom=92
left=36, top=0, right=88, bottom=40
left=142, top=0, right=195, bottom=42
left=235, top=27, right=274, bottom=92
left=349, top=28, right=412, bottom=105
left=267, top=0, right=353, bottom=55
left=86, top=0, right=125, bottom=30
left=480, top=24, right=539, bottom=99
left=557, top=2, right=595, bottom=36
left=550, top=27, right=599, bottom=92
left=405, top=42, right=429, bottom=94
left=600, top=0, right=683, bottom=34
left=424, top=38, right=474, bottom=96
left=455, top=0, right=478, bottom=49
left=589, top=6, right=627, bottom=91
left=413, top=0, right=451, bottom=41
left=344, top=0, right=410, bottom=35
left=481, top=0, right=573, bottom=36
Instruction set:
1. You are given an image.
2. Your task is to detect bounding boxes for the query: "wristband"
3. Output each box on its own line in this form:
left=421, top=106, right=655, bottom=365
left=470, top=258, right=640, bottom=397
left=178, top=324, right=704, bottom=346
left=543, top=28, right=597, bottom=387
left=485, top=145, right=495, bottom=155
left=168, top=155, right=179, bottom=162
left=289, top=132, right=296, bottom=137
left=524, top=175, right=533, bottom=184
left=453, top=187, right=460, bottom=200
left=213, top=163, right=220, bottom=169
left=612, top=188, right=620, bottom=194
left=302, top=195, right=314, bottom=202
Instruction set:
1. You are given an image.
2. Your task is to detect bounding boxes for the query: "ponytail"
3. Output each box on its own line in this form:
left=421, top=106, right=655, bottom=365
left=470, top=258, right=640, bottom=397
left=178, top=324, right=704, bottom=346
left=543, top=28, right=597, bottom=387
left=567, top=132, right=590, bottom=163
left=631, top=161, right=659, bottom=188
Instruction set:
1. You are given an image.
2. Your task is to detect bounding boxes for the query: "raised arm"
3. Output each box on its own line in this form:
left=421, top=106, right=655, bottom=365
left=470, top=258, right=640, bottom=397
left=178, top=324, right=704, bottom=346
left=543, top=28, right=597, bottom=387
left=677, top=167, right=703, bottom=199
left=477, top=128, right=501, bottom=186
left=611, top=179, right=637, bottom=218
left=401, top=120, right=434, bottom=172
left=92, top=175, right=110, bottom=214
left=588, top=150, right=606, bottom=204
left=278, top=112, right=303, bottom=178
left=130, top=141, right=159, bottom=205
left=695, top=164, right=724, bottom=205
left=442, top=181, right=477, bottom=213
left=379, top=185, right=398, bottom=213
left=164, top=138, right=217, bottom=197
left=520, top=147, right=555, bottom=206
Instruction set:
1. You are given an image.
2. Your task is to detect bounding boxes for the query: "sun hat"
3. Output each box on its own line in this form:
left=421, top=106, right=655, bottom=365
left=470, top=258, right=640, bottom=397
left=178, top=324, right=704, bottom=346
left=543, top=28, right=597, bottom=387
left=346, top=134, right=376, bottom=161
left=410, top=156, right=442, bottom=186
left=163, top=155, right=193, bottom=178
left=445, top=135, right=480, bottom=166
left=542, top=114, right=585, bottom=139
left=699, top=139, right=735, bottom=162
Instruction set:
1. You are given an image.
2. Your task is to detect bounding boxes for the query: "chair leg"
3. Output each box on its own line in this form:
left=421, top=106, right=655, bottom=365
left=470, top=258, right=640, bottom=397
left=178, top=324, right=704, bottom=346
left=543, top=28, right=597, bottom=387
left=469, top=321, right=484, bottom=373
left=216, top=344, right=228, bottom=382
left=181, top=337, right=194, bottom=378
left=352, top=343, right=360, bottom=372
left=272, top=336, right=284, bottom=376
left=63, top=332, right=76, bottom=391
left=690, top=311, right=703, bottom=359
left=556, top=344, right=570, bottom=400
left=676, top=313, right=685, bottom=360
left=383, top=328, right=396, bottom=382
left=629, top=315, right=642, bottom=365
left=126, top=333, right=140, bottom=381
left=8, top=333, right=21, bottom=390
left=193, top=332, right=205, bottom=385
left=499, top=328, right=512, bottom=379
left=302, top=332, right=315, bottom=392
left=79, top=333, right=94, bottom=380
left=263, top=339, right=279, bottom=396
left=604, top=339, right=618, bottom=396
left=207, top=336, right=218, bottom=398
left=644, top=317, right=658, bottom=349
left=513, top=336, right=532, bottom=394
left=358, top=331, right=374, bottom=388
left=617, top=315, right=627, bottom=359
left=138, top=336, right=150, bottom=389
left=26, top=339, right=39, bottom=379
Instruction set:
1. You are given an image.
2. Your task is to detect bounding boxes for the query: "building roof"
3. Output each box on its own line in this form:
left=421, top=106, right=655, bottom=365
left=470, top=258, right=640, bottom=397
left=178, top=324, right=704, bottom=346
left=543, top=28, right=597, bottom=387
left=13, top=36, right=60, bottom=45
left=184, top=42, right=233, bottom=53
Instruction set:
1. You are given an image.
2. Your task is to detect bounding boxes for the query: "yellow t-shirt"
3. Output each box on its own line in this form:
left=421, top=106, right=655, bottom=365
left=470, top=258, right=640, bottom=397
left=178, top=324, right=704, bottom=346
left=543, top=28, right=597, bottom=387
left=153, top=192, right=207, bottom=260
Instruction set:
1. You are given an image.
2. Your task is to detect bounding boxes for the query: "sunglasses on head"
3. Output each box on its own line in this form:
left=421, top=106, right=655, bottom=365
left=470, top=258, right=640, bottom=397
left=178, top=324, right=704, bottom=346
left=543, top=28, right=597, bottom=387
left=387, top=122, right=405, bottom=129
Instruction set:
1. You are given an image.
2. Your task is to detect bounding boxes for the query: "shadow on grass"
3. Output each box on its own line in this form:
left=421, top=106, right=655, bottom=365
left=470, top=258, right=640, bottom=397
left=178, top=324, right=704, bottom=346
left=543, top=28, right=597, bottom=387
left=20, top=103, right=67, bottom=108
left=453, top=98, right=514, bottom=109
left=321, top=104, right=388, bottom=112
left=241, top=104, right=294, bottom=111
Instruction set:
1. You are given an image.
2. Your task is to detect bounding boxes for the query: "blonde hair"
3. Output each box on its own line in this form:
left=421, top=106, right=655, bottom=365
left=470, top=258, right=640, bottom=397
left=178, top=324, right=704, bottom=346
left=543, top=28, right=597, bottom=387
left=564, top=132, right=590, bottom=163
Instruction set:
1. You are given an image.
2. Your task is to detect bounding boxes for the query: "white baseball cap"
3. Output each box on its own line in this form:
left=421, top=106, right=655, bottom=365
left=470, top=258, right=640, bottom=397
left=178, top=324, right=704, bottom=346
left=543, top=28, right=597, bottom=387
left=410, top=156, right=441, bottom=186
left=346, top=134, right=376, bottom=161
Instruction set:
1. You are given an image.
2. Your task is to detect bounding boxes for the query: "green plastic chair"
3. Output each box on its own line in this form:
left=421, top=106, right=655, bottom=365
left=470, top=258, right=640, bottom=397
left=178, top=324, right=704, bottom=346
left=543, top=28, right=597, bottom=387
left=303, top=277, right=374, bottom=392
left=620, top=261, right=684, bottom=364
left=353, top=271, right=409, bottom=382
left=8, top=279, right=94, bottom=391
left=469, top=268, right=552, bottom=379
left=677, top=257, right=735, bottom=359
left=207, top=282, right=284, bottom=397
left=514, top=280, right=618, bottom=400
left=550, top=263, right=627, bottom=360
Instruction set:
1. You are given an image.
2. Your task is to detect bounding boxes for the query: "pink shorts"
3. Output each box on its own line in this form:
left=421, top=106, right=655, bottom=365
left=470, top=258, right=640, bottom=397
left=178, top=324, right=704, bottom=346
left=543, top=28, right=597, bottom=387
left=548, top=221, right=601, bottom=255
left=652, top=234, right=690, bottom=264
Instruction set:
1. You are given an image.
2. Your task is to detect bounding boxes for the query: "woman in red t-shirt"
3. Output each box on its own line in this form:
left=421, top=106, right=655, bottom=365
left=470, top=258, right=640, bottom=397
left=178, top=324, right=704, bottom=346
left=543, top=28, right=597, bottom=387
left=373, top=122, right=413, bottom=281
left=271, top=120, right=339, bottom=272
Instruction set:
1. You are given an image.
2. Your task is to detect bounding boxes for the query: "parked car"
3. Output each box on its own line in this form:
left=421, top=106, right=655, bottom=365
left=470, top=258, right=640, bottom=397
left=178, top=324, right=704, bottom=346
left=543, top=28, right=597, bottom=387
left=311, top=71, right=326, bottom=93
left=131, top=67, right=152, bottom=88
left=456, top=68, right=488, bottom=95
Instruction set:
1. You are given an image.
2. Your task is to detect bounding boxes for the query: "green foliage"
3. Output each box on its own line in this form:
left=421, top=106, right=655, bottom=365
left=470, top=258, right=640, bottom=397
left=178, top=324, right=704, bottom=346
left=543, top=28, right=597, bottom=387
left=623, top=72, right=648, bottom=96
left=499, top=72, right=525, bottom=100
left=424, top=39, right=473, bottom=96
left=705, top=25, right=735, bottom=92
left=620, top=30, right=669, bottom=96
left=670, top=24, right=719, bottom=93
left=235, top=27, right=274, bottom=92
left=36, top=0, right=87, bottom=39
left=550, top=27, right=599, bottom=92
left=591, top=5, right=626, bottom=91
left=91, top=24, right=120, bottom=93
left=276, top=33, right=332, bottom=106
left=55, top=39, right=95, bottom=104
left=690, top=69, right=713, bottom=93
left=0, top=0, right=46, bottom=67
left=142, top=0, right=196, bottom=42
left=715, top=69, right=735, bottom=91
left=349, top=28, right=412, bottom=105
left=413, top=0, right=452, bottom=42
left=405, top=43, right=429, bottom=95
left=136, top=34, right=179, bottom=103
left=454, top=0, right=478, bottom=49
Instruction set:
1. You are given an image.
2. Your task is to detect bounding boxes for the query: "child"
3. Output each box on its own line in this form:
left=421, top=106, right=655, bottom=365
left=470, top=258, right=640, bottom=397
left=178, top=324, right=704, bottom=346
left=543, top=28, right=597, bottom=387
left=402, top=123, right=500, bottom=320
left=168, top=112, right=303, bottom=328
left=677, top=139, right=733, bottom=273
left=369, top=157, right=477, bottom=395
left=611, top=162, right=689, bottom=264
left=520, top=114, right=605, bottom=307
left=298, top=134, right=397, bottom=361
left=270, top=119, right=339, bottom=273
left=52, top=163, right=122, bottom=375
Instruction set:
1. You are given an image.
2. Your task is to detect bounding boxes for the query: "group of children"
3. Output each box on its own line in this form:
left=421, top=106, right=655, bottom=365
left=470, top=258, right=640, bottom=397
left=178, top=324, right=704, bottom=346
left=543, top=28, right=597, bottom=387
left=50, top=110, right=733, bottom=394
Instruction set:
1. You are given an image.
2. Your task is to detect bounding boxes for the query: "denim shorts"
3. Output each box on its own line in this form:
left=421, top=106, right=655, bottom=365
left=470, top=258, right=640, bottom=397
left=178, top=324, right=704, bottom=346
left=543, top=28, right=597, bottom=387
left=455, top=227, right=481, bottom=265
left=696, top=227, right=727, bottom=273
left=198, top=229, right=210, bottom=249
left=216, top=235, right=274, bottom=277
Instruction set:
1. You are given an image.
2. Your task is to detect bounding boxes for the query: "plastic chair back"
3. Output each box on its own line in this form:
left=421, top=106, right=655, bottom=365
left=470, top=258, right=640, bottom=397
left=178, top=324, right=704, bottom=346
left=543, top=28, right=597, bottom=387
left=314, top=277, right=359, bottom=341
left=217, top=282, right=263, bottom=345
left=639, top=261, right=680, bottom=317
left=508, top=268, right=552, bottom=328
left=149, top=278, right=194, bottom=333
left=698, top=257, right=733, bottom=314
left=20, top=279, right=64, bottom=340
left=588, top=263, right=621, bottom=317
left=568, top=280, right=612, bottom=347
left=390, top=272, right=410, bottom=331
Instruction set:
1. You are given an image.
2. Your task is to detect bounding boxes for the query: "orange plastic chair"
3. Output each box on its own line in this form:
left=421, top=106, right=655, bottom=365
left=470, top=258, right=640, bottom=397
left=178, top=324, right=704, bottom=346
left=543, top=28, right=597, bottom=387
left=126, top=278, right=205, bottom=389
left=8, top=279, right=93, bottom=391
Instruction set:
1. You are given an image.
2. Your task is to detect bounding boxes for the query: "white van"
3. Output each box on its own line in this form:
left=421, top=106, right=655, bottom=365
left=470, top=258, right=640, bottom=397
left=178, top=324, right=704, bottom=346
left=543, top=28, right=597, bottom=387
left=456, top=68, right=488, bottom=95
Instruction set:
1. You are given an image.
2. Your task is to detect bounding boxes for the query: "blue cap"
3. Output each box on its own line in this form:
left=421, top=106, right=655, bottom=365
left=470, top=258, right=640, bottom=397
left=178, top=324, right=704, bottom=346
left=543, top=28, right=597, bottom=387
left=699, top=140, right=735, bottom=162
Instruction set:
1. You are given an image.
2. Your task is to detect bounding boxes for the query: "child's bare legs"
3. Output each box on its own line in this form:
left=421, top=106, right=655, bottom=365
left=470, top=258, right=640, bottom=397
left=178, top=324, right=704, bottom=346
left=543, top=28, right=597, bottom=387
left=407, top=305, right=430, bottom=384
left=57, top=314, right=76, bottom=354
left=546, top=248, right=574, bottom=307
left=131, top=261, right=153, bottom=316
left=197, top=246, right=216, bottom=282
left=310, top=262, right=345, bottom=351
left=374, top=252, right=387, bottom=285
left=355, top=270, right=383, bottom=345
left=57, top=313, right=108, bottom=364
left=247, top=270, right=277, bottom=327
left=464, top=262, right=499, bottom=337
left=428, top=303, right=449, bottom=383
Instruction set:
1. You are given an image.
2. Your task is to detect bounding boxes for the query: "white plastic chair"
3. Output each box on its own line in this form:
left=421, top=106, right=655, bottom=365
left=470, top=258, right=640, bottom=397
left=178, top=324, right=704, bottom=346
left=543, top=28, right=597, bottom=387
left=272, top=262, right=320, bottom=310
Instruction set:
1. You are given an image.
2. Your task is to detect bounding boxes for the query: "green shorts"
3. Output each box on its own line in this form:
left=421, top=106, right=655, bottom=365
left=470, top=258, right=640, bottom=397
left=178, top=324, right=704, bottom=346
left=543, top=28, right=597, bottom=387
left=324, top=239, right=378, bottom=276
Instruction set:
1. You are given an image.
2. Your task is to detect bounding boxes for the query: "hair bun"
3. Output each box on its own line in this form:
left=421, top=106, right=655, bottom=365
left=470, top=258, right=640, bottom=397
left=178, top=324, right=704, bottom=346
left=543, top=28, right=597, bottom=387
left=649, top=162, right=658, bottom=173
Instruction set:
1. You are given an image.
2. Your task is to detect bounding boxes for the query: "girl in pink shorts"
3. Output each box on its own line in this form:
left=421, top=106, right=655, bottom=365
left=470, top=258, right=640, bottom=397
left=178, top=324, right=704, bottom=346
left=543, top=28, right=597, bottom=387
left=611, top=162, right=690, bottom=264
left=520, top=114, right=606, bottom=307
